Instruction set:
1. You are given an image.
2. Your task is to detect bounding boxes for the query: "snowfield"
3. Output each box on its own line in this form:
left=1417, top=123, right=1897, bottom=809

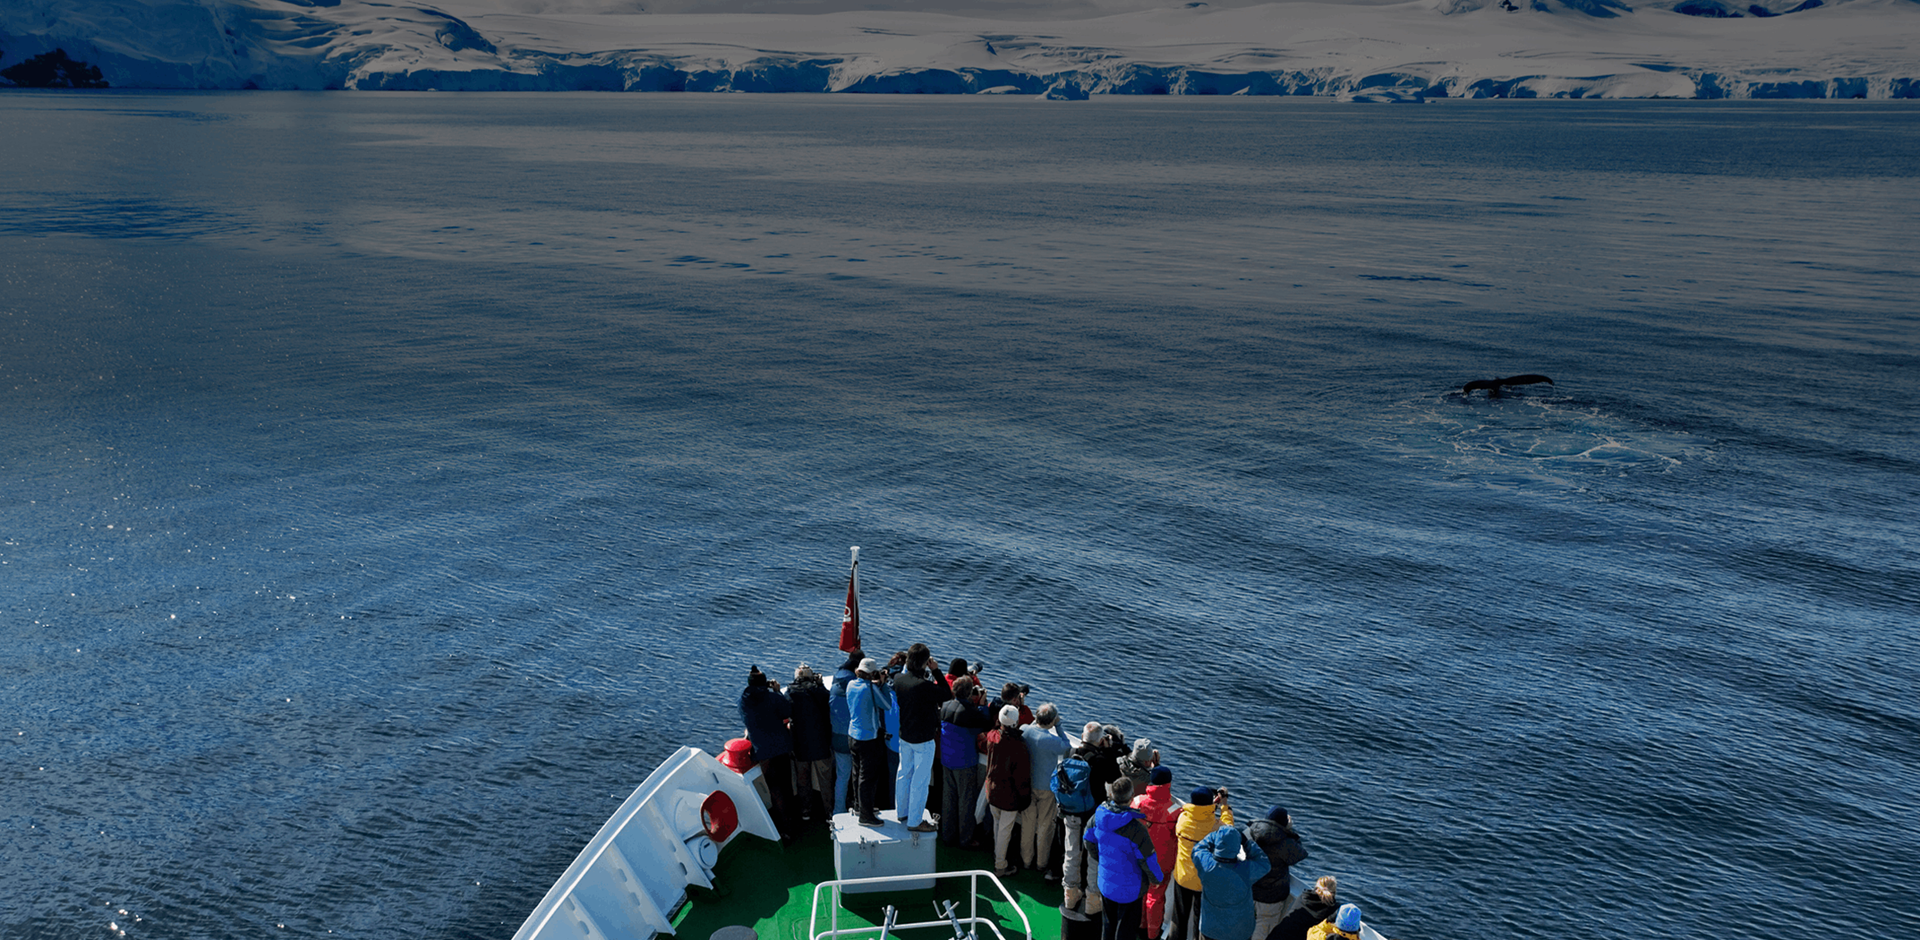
left=3, top=0, right=1918, bottom=96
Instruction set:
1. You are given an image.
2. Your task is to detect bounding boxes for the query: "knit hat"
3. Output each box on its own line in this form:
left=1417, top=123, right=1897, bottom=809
left=1150, top=767, right=1173, bottom=786
left=1190, top=787, right=1215, bottom=806
left=1335, top=904, right=1362, bottom=933
left=1266, top=805, right=1288, bottom=824
left=1131, top=738, right=1153, bottom=762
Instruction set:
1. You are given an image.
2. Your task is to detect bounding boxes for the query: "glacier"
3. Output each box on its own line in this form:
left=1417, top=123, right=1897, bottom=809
left=2, top=0, right=1918, bottom=97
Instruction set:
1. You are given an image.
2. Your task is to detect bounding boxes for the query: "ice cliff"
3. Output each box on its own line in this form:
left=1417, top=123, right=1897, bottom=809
left=3, top=0, right=1918, bottom=97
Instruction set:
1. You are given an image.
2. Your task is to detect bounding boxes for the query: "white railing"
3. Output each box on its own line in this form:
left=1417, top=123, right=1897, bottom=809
left=808, top=870, right=1034, bottom=940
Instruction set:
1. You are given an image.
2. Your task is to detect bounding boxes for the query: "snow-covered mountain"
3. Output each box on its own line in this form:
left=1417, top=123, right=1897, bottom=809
left=3, top=0, right=1917, bottom=96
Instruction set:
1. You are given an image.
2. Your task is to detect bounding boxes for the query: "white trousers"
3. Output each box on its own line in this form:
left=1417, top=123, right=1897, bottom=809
left=895, top=739, right=937, bottom=826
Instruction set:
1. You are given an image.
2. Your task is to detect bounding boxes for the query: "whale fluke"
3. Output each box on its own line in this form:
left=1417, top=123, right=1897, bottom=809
left=1462, top=374, right=1554, bottom=396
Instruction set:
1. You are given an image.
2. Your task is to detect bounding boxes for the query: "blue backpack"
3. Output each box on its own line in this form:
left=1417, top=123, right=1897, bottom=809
left=1051, top=754, right=1097, bottom=814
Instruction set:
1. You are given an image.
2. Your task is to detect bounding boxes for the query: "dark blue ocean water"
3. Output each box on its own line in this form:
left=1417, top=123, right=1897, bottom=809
left=2, top=93, right=1916, bottom=940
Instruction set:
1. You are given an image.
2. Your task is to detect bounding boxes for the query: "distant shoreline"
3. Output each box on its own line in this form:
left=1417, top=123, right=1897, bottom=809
left=7, top=0, right=1920, bottom=99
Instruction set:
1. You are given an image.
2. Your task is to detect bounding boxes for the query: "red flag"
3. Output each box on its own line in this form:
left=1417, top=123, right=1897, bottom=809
left=838, top=547, right=862, bottom=653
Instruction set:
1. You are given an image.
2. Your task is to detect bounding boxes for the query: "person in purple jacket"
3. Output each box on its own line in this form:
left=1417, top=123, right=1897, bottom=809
left=937, top=675, right=994, bottom=846
left=1085, top=777, right=1165, bottom=940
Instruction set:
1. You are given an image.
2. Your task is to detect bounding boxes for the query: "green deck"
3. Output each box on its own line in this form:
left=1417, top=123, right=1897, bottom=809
left=671, top=830, right=1066, bottom=940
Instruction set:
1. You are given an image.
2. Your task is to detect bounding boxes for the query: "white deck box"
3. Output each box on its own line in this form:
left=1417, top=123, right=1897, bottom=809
left=829, top=812, right=937, bottom=892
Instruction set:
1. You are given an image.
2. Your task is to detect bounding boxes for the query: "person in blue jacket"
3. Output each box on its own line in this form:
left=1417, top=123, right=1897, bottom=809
left=876, top=650, right=906, bottom=812
left=829, top=648, right=862, bottom=817
left=1085, top=777, right=1165, bottom=940
left=846, top=656, right=893, bottom=826
left=1192, top=825, right=1270, bottom=940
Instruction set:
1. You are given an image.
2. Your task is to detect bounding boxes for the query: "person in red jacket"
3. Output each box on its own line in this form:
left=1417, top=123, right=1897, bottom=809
left=1130, top=766, right=1182, bottom=939
left=982, top=704, right=1032, bottom=877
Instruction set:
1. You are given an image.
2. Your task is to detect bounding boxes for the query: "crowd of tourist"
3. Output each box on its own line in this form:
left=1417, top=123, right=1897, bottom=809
left=737, top=644, right=1376, bottom=940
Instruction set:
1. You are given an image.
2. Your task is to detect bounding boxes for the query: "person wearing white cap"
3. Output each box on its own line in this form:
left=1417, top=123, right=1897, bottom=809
left=846, top=657, right=892, bottom=826
left=982, top=704, right=1031, bottom=877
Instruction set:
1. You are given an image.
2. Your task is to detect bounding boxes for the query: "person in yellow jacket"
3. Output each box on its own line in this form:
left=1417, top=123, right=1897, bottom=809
left=1305, top=903, right=1363, bottom=940
left=1167, top=786, right=1232, bottom=940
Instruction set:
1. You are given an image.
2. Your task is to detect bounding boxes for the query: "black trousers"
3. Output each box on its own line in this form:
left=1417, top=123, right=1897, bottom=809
left=1101, top=895, right=1145, bottom=940
left=1167, top=883, right=1201, bottom=940
left=853, top=737, right=887, bottom=821
left=760, top=753, right=798, bottom=837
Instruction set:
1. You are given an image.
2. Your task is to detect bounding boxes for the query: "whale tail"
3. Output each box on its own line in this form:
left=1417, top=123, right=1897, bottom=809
left=1498, top=374, right=1553, bottom=387
left=1462, top=374, right=1554, bottom=395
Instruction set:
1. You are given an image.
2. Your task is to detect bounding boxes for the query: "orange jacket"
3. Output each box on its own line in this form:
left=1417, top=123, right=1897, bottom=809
left=1172, top=801, right=1233, bottom=890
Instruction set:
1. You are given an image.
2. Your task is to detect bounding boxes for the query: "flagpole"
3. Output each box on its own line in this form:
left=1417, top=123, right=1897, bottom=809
left=839, top=546, right=863, bottom=653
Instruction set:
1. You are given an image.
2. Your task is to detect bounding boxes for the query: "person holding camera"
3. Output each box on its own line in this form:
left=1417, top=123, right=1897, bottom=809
left=947, top=657, right=977, bottom=689
left=937, top=675, right=995, bottom=847
left=1193, top=823, right=1269, bottom=940
left=787, top=664, right=834, bottom=823
left=983, top=703, right=1032, bottom=876
left=990, top=680, right=1033, bottom=727
left=1061, top=721, right=1113, bottom=912
left=1118, top=738, right=1161, bottom=795
left=1168, top=785, right=1235, bottom=940
left=1247, top=807, right=1309, bottom=940
left=891, top=643, right=951, bottom=832
left=828, top=648, right=864, bottom=817
left=740, top=665, right=799, bottom=840
left=1019, top=702, right=1072, bottom=880
left=847, top=657, right=893, bottom=826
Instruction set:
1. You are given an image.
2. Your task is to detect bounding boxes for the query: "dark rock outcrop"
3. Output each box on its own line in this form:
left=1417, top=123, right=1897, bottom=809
left=1, top=48, right=110, bottom=88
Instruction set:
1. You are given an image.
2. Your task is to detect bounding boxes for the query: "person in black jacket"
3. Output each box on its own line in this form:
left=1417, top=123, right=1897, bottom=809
left=786, top=664, right=834, bottom=823
left=890, top=643, right=952, bottom=832
left=1248, top=807, right=1309, bottom=940
left=1087, top=724, right=1125, bottom=805
left=1267, top=876, right=1337, bottom=940
left=740, top=665, right=798, bottom=839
